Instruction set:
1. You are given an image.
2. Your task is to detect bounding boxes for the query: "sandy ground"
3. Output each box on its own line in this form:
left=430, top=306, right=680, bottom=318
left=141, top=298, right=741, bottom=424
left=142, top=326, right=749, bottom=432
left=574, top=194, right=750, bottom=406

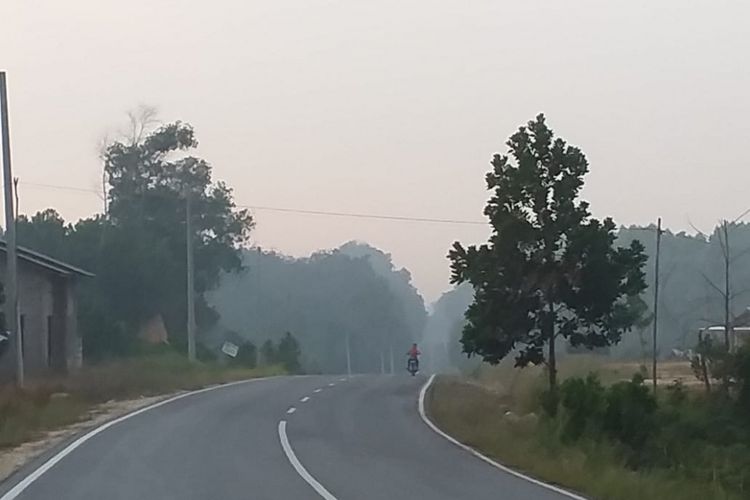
left=0, top=393, right=173, bottom=483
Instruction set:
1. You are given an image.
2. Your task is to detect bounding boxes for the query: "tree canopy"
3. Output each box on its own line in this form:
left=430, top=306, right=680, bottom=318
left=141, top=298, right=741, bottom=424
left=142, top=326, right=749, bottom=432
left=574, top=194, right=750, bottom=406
left=16, top=120, right=253, bottom=360
left=449, top=114, right=647, bottom=392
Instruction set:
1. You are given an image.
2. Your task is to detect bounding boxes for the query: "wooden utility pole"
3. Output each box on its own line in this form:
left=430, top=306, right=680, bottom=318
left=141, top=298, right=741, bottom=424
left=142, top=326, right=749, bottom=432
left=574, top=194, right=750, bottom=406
left=721, top=220, right=731, bottom=351
left=186, top=192, right=196, bottom=362
left=652, top=218, right=662, bottom=392
left=345, top=330, right=351, bottom=376
left=0, top=72, right=22, bottom=387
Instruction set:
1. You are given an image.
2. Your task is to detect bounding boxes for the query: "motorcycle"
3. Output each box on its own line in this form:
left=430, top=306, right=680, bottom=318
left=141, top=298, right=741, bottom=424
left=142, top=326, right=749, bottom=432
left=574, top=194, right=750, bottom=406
left=407, top=357, right=419, bottom=376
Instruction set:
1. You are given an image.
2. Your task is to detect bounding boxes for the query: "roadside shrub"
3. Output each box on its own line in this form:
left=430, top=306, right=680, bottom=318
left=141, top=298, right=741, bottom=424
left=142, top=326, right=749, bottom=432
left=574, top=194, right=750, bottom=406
left=559, top=373, right=605, bottom=441
left=231, top=341, right=257, bottom=368
left=603, top=374, right=657, bottom=456
left=734, top=346, right=750, bottom=414
left=665, top=379, right=688, bottom=406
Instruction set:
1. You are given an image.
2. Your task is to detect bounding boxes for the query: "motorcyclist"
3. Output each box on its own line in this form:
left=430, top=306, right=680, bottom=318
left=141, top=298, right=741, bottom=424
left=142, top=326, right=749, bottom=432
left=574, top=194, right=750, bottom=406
left=406, top=343, right=421, bottom=372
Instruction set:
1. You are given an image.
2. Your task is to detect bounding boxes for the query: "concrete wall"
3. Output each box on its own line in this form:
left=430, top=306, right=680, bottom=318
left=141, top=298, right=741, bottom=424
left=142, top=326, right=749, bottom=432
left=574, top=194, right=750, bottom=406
left=0, top=258, right=81, bottom=381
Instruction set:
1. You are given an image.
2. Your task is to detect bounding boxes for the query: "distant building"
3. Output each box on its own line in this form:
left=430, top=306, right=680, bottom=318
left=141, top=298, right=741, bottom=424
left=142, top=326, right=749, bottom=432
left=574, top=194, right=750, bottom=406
left=0, top=242, right=93, bottom=380
left=700, top=308, right=750, bottom=352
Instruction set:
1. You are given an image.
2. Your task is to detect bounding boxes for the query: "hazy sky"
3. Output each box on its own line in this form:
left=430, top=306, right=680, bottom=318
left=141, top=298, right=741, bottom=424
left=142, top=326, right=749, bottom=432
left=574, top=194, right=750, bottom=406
left=2, top=1, right=750, bottom=302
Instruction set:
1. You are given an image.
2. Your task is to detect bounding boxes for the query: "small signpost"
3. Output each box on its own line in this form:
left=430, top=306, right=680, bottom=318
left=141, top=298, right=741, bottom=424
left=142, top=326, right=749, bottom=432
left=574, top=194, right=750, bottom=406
left=221, top=341, right=239, bottom=358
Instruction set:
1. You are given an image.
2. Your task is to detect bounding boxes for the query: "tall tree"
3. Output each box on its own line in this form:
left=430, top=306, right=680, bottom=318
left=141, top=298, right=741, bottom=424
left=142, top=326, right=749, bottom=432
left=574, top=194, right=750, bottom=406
left=101, top=120, right=254, bottom=345
left=277, top=331, right=301, bottom=374
left=449, top=114, right=647, bottom=399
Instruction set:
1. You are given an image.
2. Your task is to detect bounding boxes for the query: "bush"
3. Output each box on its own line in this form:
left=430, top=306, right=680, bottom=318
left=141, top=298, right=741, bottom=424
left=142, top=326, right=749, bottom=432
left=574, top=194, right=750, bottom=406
left=603, top=374, right=657, bottom=459
left=559, top=373, right=605, bottom=441
left=734, top=346, right=750, bottom=413
left=231, top=341, right=257, bottom=368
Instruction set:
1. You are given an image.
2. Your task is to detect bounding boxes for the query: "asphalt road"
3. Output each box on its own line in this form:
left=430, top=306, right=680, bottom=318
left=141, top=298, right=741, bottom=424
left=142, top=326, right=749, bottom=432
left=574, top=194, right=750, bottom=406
left=0, top=375, right=578, bottom=499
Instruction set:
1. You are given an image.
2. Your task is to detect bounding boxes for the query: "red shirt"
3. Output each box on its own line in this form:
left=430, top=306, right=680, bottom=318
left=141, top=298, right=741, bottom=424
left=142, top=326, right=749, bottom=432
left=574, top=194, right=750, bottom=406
left=408, top=346, right=421, bottom=358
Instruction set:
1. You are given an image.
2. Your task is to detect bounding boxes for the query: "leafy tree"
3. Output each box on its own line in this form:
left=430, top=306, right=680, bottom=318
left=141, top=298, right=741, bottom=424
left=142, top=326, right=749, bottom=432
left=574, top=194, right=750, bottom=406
left=260, top=339, right=277, bottom=365
left=102, top=120, right=253, bottom=341
left=277, top=331, right=301, bottom=373
left=15, top=118, right=253, bottom=360
left=449, top=114, right=647, bottom=398
left=16, top=209, right=68, bottom=258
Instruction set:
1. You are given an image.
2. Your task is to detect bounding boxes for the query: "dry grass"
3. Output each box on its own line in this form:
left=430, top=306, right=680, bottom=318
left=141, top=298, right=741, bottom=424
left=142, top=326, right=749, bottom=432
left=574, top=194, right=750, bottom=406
left=0, top=354, right=284, bottom=449
left=427, top=374, right=739, bottom=500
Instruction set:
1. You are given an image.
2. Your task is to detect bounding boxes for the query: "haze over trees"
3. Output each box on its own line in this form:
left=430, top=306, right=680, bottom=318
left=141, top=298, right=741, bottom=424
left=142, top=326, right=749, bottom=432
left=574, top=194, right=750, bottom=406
left=208, top=242, right=426, bottom=374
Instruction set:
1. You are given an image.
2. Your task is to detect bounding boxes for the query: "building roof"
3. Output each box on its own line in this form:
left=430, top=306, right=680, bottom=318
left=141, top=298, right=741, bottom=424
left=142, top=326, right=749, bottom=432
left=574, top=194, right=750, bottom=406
left=0, top=240, right=94, bottom=278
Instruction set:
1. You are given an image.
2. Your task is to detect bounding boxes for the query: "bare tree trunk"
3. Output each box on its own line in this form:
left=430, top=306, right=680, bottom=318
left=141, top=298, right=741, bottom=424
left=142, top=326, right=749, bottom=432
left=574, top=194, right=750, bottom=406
left=546, top=301, right=557, bottom=397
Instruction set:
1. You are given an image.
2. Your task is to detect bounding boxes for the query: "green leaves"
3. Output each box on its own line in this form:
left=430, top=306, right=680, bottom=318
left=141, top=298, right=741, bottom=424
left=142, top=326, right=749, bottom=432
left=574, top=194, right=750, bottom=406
left=450, top=114, right=648, bottom=385
left=18, top=120, right=253, bottom=360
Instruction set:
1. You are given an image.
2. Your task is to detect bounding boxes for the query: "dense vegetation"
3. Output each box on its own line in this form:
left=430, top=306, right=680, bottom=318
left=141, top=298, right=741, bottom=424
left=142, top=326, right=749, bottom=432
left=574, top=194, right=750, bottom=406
left=208, top=242, right=426, bottom=374
left=15, top=119, right=252, bottom=361
left=552, top=366, right=750, bottom=495
left=12, top=117, right=427, bottom=374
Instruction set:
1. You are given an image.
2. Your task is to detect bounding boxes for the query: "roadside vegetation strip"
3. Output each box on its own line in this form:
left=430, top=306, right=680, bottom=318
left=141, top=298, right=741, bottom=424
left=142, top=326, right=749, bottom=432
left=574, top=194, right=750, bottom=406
left=425, top=374, right=741, bottom=500
left=418, top=375, right=586, bottom=500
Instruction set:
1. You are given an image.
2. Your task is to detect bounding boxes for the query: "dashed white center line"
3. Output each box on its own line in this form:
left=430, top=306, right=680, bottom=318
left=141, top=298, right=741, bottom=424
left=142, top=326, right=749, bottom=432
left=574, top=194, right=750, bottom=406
left=300, top=396, right=310, bottom=403
left=338, top=377, right=346, bottom=382
left=287, top=407, right=296, bottom=414
left=314, top=388, right=322, bottom=393
left=328, top=383, right=335, bottom=387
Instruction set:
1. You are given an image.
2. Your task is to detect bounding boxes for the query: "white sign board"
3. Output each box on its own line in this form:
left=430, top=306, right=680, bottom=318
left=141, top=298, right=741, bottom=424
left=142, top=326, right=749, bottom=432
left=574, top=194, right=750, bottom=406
left=221, top=341, right=239, bottom=358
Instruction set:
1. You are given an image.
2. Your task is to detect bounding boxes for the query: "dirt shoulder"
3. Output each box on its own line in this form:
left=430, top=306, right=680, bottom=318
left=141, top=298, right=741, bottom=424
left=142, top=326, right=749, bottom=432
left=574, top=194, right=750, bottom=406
left=0, top=393, right=171, bottom=482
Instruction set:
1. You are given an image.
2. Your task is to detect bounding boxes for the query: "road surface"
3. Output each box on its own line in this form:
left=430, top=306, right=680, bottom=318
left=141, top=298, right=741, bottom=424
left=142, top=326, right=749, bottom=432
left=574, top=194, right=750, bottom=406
left=0, top=375, right=578, bottom=499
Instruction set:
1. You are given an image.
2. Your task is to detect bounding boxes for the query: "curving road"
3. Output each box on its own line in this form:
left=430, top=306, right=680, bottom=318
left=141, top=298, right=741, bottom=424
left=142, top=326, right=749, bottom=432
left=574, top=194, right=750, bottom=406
left=0, top=375, right=579, bottom=499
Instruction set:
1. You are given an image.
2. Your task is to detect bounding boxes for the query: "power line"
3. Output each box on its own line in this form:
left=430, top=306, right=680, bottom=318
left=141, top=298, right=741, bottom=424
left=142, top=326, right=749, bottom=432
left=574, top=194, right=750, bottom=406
left=10, top=180, right=487, bottom=226
left=241, top=204, right=486, bottom=225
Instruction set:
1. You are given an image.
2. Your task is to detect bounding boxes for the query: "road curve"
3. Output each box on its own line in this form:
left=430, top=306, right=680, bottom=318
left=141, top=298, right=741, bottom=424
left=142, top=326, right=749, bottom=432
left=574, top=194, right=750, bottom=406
left=0, top=375, right=577, bottom=499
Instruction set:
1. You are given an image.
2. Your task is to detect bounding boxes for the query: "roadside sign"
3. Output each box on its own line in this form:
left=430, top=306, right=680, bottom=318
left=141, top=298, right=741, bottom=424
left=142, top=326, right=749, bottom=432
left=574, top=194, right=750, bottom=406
left=221, top=341, right=239, bottom=358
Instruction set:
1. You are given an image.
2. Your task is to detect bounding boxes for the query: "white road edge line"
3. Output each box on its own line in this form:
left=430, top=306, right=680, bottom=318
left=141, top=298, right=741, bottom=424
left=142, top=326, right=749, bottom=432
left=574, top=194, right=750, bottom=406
left=300, top=397, right=310, bottom=403
left=0, top=376, right=278, bottom=500
left=278, top=420, right=337, bottom=500
left=287, top=407, right=297, bottom=414
left=418, top=374, right=587, bottom=500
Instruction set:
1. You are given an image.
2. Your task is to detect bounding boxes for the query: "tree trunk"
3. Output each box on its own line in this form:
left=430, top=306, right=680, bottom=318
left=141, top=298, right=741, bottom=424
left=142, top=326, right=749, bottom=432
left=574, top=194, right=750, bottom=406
left=547, top=323, right=557, bottom=391
left=546, top=301, right=557, bottom=396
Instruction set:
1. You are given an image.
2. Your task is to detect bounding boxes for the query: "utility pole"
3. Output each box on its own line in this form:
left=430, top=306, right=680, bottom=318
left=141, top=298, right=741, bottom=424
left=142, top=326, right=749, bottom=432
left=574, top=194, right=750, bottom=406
left=185, top=191, right=196, bottom=362
left=345, top=330, right=351, bottom=376
left=0, top=72, right=21, bottom=387
left=389, top=344, right=394, bottom=375
left=721, top=220, right=731, bottom=351
left=651, top=217, right=662, bottom=393
left=380, top=350, right=385, bottom=374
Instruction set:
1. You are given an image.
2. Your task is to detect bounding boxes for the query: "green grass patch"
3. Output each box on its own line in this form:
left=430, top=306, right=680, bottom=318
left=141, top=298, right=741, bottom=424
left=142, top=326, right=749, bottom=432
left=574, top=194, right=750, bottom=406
left=427, top=376, right=740, bottom=500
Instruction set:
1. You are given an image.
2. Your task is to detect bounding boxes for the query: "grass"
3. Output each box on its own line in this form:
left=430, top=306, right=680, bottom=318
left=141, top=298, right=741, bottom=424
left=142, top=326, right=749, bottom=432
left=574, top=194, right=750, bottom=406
left=0, top=353, right=284, bottom=449
left=427, top=372, right=740, bottom=500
